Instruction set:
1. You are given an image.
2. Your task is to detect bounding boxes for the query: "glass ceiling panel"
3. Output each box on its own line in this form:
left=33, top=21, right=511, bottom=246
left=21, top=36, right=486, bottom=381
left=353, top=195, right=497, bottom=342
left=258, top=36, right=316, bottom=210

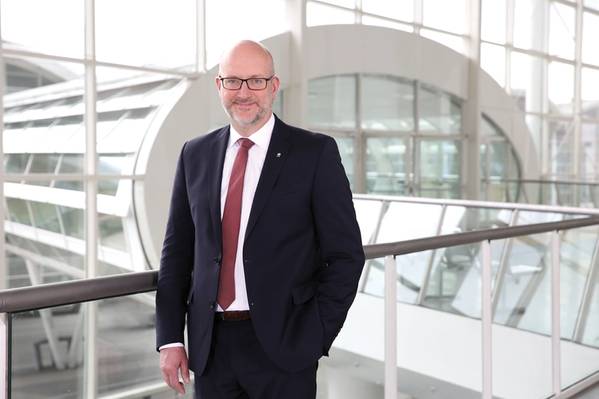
left=1, top=0, right=84, bottom=58
left=96, top=0, right=195, bottom=70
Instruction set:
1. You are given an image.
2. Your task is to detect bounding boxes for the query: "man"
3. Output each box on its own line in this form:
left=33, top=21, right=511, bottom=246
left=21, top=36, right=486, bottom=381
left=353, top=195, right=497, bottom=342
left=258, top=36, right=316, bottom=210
left=156, top=40, right=365, bottom=399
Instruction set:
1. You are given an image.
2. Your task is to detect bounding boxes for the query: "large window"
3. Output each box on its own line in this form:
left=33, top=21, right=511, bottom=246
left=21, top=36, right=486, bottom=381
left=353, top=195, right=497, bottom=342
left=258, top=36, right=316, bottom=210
left=308, top=74, right=466, bottom=198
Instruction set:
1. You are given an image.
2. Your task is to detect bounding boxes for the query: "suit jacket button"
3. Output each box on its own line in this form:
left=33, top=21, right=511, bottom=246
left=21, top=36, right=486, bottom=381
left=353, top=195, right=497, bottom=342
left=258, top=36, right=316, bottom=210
left=209, top=302, right=215, bottom=309
left=244, top=259, right=250, bottom=264
left=213, top=256, right=221, bottom=264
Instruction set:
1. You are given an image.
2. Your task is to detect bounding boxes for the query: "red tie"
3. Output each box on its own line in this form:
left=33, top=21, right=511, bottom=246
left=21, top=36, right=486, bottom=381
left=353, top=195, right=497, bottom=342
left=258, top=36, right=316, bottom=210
left=218, top=138, right=254, bottom=310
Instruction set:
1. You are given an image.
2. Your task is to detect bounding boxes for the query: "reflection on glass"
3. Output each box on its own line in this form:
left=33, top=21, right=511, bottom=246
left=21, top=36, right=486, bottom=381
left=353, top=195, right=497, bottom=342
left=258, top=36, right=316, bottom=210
left=308, top=75, right=356, bottom=129
left=9, top=294, right=174, bottom=398
left=5, top=154, right=30, bottom=173
left=419, top=140, right=460, bottom=198
left=549, top=119, right=575, bottom=177
left=59, top=206, right=84, bottom=240
left=366, top=137, right=407, bottom=195
left=582, top=124, right=599, bottom=179
left=423, top=243, right=483, bottom=317
left=361, top=75, right=414, bottom=131
left=30, top=202, right=62, bottom=234
left=333, top=136, right=355, bottom=188
left=418, top=86, right=461, bottom=134
left=99, top=214, right=126, bottom=252
left=6, top=198, right=32, bottom=225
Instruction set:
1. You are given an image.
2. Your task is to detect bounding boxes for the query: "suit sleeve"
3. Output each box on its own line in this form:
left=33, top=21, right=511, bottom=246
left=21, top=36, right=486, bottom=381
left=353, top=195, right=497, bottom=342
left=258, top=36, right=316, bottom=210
left=155, top=143, right=195, bottom=350
left=311, top=137, right=365, bottom=355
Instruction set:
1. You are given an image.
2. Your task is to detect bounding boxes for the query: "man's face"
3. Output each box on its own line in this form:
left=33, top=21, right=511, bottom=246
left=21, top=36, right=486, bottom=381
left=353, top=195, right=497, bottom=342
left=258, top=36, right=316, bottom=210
left=217, top=46, right=279, bottom=133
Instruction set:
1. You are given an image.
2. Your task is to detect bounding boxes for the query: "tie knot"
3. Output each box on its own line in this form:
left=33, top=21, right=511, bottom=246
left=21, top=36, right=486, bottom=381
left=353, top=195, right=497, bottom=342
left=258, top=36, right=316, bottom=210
left=238, top=138, right=254, bottom=149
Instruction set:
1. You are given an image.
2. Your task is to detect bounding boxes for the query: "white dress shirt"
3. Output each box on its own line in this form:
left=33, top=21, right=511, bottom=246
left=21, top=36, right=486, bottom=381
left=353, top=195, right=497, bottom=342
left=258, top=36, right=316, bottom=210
left=160, top=114, right=274, bottom=350
left=217, top=114, right=274, bottom=311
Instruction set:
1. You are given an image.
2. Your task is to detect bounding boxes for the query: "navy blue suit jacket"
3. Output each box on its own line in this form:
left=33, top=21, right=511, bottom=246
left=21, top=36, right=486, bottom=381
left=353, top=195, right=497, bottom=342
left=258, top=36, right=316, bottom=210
left=155, top=116, right=365, bottom=374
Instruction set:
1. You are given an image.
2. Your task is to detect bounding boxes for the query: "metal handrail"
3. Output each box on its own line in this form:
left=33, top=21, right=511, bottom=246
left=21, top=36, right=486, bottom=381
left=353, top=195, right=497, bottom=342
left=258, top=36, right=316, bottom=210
left=353, top=193, right=599, bottom=215
left=1, top=216, right=599, bottom=314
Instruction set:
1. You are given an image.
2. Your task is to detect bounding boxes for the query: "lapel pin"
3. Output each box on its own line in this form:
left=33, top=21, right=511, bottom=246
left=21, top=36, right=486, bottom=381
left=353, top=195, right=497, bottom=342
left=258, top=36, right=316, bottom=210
left=276, top=153, right=282, bottom=158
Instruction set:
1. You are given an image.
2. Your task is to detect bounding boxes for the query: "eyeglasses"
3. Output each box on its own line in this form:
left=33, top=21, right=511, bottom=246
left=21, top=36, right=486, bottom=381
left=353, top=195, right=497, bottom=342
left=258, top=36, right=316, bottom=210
left=218, top=76, right=275, bottom=90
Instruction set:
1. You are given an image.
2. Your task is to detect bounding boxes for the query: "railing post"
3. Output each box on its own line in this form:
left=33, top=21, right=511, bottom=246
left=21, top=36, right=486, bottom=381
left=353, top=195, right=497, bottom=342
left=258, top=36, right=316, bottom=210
left=551, top=230, right=562, bottom=397
left=384, top=255, right=397, bottom=399
left=0, top=312, right=10, bottom=399
left=481, top=240, right=492, bottom=399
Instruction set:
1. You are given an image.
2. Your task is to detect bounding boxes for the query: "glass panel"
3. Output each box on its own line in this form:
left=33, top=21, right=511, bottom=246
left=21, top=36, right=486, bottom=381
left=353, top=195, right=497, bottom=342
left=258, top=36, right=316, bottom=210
left=99, top=214, right=126, bottom=252
left=586, top=0, right=599, bottom=11
left=549, top=2, right=575, bottom=60
left=582, top=264, right=599, bottom=347
left=514, top=0, right=548, bottom=53
left=582, top=123, right=599, bottom=180
left=9, top=294, right=179, bottom=398
left=361, top=75, right=414, bottom=131
left=29, top=154, right=61, bottom=174
left=306, top=1, right=356, bottom=27
left=1, top=0, right=83, bottom=58
left=352, top=199, right=383, bottom=244
left=548, top=61, right=574, bottom=115
left=308, top=75, right=356, bottom=130
left=549, top=119, right=575, bottom=177
left=560, top=227, right=598, bottom=340
left=96, top=0, right=194, bottom=69
left=481, top=0, right=506, bottom=43
left=59, top=206, right=85, bottom=240
left=5, top=154, right=30, bottom=173
left=6, top=198, right=32, bottom=225
left=366, top=137, right=408, bottom=195
left=582, top=12, right=599, bottom=66
left=422, top=0, right=467, bottom=34
left=441, top=206, right=511, bottom=234
left=314, top=0, right=355, bottom=9
left=397, top=250, right=435, bottom=304
left=332, top=136, right=355, bottom=189
left=423, top=242, right=487, bottom=317
left=377, top=201, right=443, bottom=243
left=418, top=86, right=461, bottom=134
left=30, top=202, right=62, bottom=234
left=361, top=15, right=413, bottom=32
left=418, top=140, right=461, bottom=198
left=582, top=67, right=599, bottom=113
left=494, top=232, right=551, bottom=333
left=362, top=0, right=413, bottom=22
left=98, top=154, right=134, bottom=180
left=481, top=43, right=506, bottom=87
left=510, top=51, right=545, bottom=113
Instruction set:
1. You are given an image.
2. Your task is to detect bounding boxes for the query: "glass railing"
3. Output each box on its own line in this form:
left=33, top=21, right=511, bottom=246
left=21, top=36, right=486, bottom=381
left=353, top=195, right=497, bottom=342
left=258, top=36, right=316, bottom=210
left=2, top=196, right=599, bottom=398
left=482, top=178, right=599, bottom=209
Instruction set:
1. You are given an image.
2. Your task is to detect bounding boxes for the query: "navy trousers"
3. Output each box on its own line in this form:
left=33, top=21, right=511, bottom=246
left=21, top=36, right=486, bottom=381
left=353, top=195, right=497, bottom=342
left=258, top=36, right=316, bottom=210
left=194, top=318, right=318, bottom=399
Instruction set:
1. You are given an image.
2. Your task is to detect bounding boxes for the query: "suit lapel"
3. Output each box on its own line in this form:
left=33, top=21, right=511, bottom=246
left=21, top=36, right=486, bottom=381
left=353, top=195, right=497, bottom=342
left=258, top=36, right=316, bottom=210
left=209, top=126, right=230, bottom=249
left=245, top=117, right=291, bottom=241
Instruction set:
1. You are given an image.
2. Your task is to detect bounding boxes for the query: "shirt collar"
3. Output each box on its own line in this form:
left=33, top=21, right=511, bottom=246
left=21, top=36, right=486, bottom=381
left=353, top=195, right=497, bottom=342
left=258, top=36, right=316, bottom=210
left=227, top=113, right=275, bottom=150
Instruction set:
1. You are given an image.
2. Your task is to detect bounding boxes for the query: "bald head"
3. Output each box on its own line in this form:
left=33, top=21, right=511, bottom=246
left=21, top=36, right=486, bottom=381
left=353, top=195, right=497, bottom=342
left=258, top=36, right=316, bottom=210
left=216, top=40, right=280, bottom=136
left=218, top=40, right=275, bottom=77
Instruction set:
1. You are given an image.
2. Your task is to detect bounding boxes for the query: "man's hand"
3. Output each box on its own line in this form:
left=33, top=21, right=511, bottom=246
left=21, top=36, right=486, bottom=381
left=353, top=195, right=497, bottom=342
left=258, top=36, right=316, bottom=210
left=160, top=346, right=191, bottom=394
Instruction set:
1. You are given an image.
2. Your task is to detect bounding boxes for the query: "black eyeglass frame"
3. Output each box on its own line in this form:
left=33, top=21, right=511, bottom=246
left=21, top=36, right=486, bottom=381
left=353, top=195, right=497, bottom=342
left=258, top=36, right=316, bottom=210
left=217, top=75, right=276, bottom=91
